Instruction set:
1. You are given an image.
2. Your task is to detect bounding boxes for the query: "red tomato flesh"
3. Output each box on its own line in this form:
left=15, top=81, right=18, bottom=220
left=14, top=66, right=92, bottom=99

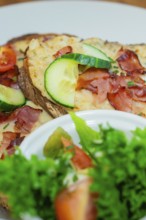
left=0, top=45, right=16, bottom=73
left=55, top=179, right=97, bottom=220
left=61, top=137, right=93, bottom=169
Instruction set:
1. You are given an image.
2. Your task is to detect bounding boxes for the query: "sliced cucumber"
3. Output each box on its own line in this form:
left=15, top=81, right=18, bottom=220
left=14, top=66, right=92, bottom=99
left=61, top=53, right=111, bottom=69
left=45, top=58, right=79, bottom=108
left=45, top=53, right=111, bottom=107
left=82, top=43, right=113, bottom=62
left=0, top=84, right=26, bottom=112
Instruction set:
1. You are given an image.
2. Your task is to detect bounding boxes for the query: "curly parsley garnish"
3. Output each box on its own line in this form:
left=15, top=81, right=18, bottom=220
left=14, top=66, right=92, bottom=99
left=0, top=152, right=74, bottom=219
left=1, top=113, right=146, bottom=220
left=71, top=113, right=146, bottom=220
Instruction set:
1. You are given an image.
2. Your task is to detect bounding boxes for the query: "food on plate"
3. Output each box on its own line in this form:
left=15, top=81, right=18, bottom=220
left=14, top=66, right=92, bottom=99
left=43, top=127, right=72, bottom=158
left=1, top=32, right=146, bottom=158
left=16, top=34, right=146, bottom=117
left=0, top=84, right=26, bottom=112
left=45, top=53, right=111, bottom=108
left=0, top=45, right=16, bottom=72
left=0, top=113, right=146, bottom=220
left=0, top=35, right=57, bottom=158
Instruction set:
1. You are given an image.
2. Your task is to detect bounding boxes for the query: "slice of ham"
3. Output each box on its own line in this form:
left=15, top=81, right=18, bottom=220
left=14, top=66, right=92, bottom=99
left=0, top=132, right=24, bottom=159
left=77, top=67, right=146, bottom=112
left=107, top=87, right=132, bottom=112
left=0, top=78, right=19, bottom=89
left=61, top=137, right=93, bottom=170
left=77, top=68, right=110, bottom=83
left=77, top=68, right=111, bottom=103
left=107, top=86, right=146, bottom=114
left=0, top=106, right=42, bottom=133
left=54, top=46, right=73, bottom=58
left=109, top=75, right=145, bottom=93
left=0, top=66, right=19, bottom=89
left=109, top=75, right=129, bottom=93
left=117, top=49, right=144, bottom=74
left=0, top=112, right=11, bottom=123
left=1, top=66, right=19, bottom=79
left=12, top=106, right=43, bottom=134
left=0, top=106, right=42, bottom=159
left=127, top=86, right=146, bottom=102
left=77, top=68, right=146, bottom=104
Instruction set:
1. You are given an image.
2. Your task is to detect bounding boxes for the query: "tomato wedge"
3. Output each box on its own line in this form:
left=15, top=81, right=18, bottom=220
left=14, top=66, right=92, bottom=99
left=55, top=179, right=97, bottom=220
left=0, top=45, right=16, bottom=73
left=61, top=137, right=93, bottom=169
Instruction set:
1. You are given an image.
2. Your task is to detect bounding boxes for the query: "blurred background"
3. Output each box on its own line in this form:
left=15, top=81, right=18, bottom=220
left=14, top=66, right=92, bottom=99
left=0, top=0, right=146, bottom=8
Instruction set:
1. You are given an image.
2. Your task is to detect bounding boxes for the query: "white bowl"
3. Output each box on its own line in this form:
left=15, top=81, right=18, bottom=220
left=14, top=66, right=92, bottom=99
left=20, top=110, right=146, bottom=158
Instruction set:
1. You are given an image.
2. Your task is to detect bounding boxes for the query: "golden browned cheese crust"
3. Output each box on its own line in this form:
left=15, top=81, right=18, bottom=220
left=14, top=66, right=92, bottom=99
left=19, top=35, right=146, bottom=115
left=8, top=33, right=146, bottom=117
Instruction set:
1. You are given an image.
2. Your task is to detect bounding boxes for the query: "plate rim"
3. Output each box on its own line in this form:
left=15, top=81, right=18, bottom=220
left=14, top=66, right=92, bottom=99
left=20, top=109, right=146, bottom=154
left=1, top=0, right=146, bottom=11
left=1, top=0, right=146, bottom=44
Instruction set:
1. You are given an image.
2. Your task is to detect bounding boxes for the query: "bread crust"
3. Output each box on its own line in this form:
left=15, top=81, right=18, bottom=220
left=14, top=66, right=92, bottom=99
left=18, top=59, right=67, bottom=118
left=7, top=33, right=59, bottom=44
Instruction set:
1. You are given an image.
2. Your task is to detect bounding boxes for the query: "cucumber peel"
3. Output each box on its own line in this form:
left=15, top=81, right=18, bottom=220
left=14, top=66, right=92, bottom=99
left=61, top=53, right=111, bottom=69
left=45, top=52, right=111, bottom=108
left=0, top=84, right=26, bottom=112
left=45, top=58, right=79, bottom=108
left=82, top=43, right=113, bottom=62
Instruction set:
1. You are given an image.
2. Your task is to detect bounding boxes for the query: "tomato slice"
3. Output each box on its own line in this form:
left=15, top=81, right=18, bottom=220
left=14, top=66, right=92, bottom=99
left=0, top=45, right=16, bottom=73
left=61, top=137, right=93, bottom=169
left=55, top=179, right=97, bottom=220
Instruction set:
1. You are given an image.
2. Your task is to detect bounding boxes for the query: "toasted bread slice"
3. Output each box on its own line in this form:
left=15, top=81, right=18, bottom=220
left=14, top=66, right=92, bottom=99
left=8, top=33, right=59, bottom=69
left=8, top=33, right=146, bottom=117
left=7, top=34, right=61, bottom=119
left=83, top=37, right=146, bottom=67
left=18, top=35, right=82, bottom=117
left=18, top=60, right=68, bottom=117
left=8, top=34, right=76, bottom=118
left=19, top=35, right=146, bottom=116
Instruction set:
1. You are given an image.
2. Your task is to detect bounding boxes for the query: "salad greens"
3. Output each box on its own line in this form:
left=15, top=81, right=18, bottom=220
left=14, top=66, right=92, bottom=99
left=0, top=113, right=146, bottom=220
left=71, top=113, right=146, bottom=220
left=0, top=152, right=75, bottom=219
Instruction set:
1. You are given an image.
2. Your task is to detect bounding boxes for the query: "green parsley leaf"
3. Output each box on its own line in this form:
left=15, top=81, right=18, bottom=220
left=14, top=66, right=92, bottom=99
left=3, top=123, right=9, bottom=130
left=127, top=81, right=135, bottom=87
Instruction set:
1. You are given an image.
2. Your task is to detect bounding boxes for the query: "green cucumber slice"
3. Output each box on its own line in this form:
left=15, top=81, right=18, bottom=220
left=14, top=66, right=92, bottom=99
left=61, top=53, right=111, bottom=69
left=45, top=58, right=79, bottom=108
left=0, top=84, right=26, bottom=112
left=82, top=43, right=113, bottom=62
left=45, top=53, right=111, bottom=107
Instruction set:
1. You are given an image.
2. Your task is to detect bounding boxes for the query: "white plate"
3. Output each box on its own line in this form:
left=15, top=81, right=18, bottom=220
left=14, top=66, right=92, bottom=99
left=2, top=110, right=146, bottom=219
left=1, top=1, right=146, bottom=45
left=20, top=110, right=146, bottom=158
left=1, top=1, right=146, bottom=219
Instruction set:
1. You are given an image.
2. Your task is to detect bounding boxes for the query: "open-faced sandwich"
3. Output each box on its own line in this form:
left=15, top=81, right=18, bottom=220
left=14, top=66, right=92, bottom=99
left=1, top=33, right=146, bottom=158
